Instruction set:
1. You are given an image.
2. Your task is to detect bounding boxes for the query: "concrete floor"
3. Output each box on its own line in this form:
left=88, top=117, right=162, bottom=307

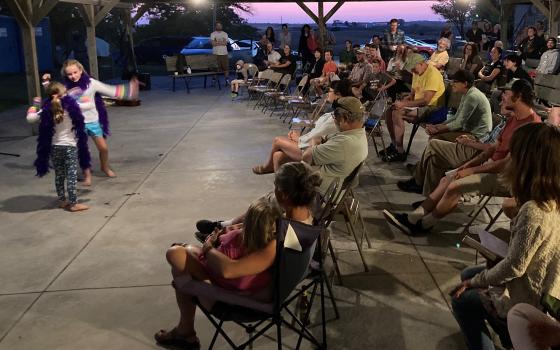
left=0, top=77, right=507, bottom=349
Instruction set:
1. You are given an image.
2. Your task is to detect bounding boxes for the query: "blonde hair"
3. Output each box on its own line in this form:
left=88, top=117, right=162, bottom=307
left=242, top=198, right=281, bottom=253
left=45, top=82, right=66, bottom=124
left=61, top=59, right=84, bottom=78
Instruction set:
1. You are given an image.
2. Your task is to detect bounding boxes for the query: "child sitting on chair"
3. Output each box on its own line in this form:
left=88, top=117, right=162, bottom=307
left=230, top=60, right=248, bottom=99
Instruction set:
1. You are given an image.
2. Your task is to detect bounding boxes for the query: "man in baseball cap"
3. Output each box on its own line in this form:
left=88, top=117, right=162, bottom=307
left=302, top=96, right=368, bottom=194
left=382, top=52, right=446, bottom=162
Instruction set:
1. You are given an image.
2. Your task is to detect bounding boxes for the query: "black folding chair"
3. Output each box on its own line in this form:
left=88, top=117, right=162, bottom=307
left=173, top=217, right=324, bottom=350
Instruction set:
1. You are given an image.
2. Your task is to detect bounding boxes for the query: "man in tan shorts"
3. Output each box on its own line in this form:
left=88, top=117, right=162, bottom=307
left=211, top=22, right=229, bottom=84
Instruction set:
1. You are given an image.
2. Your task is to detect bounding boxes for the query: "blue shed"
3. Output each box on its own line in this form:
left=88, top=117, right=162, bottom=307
left=0, top=15, right=53, bottom=73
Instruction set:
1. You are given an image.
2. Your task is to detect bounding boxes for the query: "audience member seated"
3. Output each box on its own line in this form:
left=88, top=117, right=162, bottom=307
left=449, top=122, right=560, bottom=350
left=387, top=44, right=406, bottom=73
left=156, top=162, right=321, bottom=349
left=349, top=49, right=373, bottom=97
left=504, top=54, right=533, bottom=84
left=301, top=96, right=368, bottom=195
left=536, top=37, right=560, bottom=74
left=428, top=37, right=451, bottom=73
left=230, top=60, right=248, bottom=99
left=196, top=98, right=367, bottom=237
left=305, top=49, right=325, bottom=79
left=383, top=79, right=540, bottom=235
left=360, top=59, right=396, bottom=102
left=460, top=43, right=483, bottom=75
left=365, top=44, right=386, bottom=72
left=253, top=35, right=270, bottom=70
left=263, top=42, right=281, bottom=66
left=489, top=55, right=533, bottom=112
left=508, top=302, right=560, bottom=350
left=397, top=69, right=492, bottom=194
left=339, top=40, right=356, bottom=68
left=270, top=45, right=297, bottom=76
left=381, top=53, right=446, bottom=162
left=310, top=49, right=338, bottom=97
left=520, top=26, right=546, bottom=60
left=386, top=45, right=412, bottom=101
left=476, top=47, right=504, bottom=94
left=251, top=79, right=351, bottom=174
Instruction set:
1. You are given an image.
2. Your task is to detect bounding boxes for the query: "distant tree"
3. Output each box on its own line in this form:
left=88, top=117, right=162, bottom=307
left=431, top=0, right=475, bottom=37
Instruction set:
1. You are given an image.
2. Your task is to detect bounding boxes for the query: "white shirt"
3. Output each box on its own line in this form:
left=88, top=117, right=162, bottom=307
left=27, top=110, right=77, bottom=147
left=298, top=112, right=339, bottom=149
left=210, top=31, right=229, bottom=56
left=68, top=78, right=118, bottom=124
left=280, top=32, right=292, bottom=48
left=267, top=50, right=281, bottom=64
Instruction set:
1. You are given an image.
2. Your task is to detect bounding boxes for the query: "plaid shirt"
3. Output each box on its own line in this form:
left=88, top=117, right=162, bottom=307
left=383, top=29, right=405, bottom=47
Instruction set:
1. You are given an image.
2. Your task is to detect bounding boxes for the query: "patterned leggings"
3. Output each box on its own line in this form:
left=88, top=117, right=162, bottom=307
left=51, top=145, right=78, bottom=204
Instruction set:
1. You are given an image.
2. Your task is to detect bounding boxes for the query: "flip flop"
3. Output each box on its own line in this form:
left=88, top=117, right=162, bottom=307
left=252, top=165, right=273, bottom=175
left=154, top=328, right=200, bottom=349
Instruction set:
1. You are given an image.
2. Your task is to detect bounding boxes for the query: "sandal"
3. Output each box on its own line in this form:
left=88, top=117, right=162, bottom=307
left=154, top=328, right=200, bottom=349
left=252, top=165, right=273, bottom=175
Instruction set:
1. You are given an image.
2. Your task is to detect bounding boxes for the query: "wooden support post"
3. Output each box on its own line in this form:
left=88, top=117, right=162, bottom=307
left=81, top=4, right=99, bottom=78
left=131, top=4, right=149, bottom=24
left=324, top=1, right=345, bottom=23
left=317, top=1, right=326, bottom=49
left=32, top=0, right=58, bottom=25
left=529, top=0, right=550, bottom=19
left=295, top=1, right=318, bottom=23
left=501, top=5, right=513, bottom=49
left=550, top=0, right=560, bottom=38
left=5, top=0, right=40, bottom=104
left=94, top=0, right=118, bottom=25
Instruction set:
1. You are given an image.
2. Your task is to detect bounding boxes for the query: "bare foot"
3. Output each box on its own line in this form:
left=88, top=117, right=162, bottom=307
left=83, top=169, right=92, bottom=186
left=68, top=203, right=89, bottom=212
left=102, top=168, right=116, bottom=178
left=58, top=201, right=69, bottom=209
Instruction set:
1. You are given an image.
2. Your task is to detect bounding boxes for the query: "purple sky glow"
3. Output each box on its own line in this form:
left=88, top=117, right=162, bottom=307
left=238, top=2, right=443, bottom=23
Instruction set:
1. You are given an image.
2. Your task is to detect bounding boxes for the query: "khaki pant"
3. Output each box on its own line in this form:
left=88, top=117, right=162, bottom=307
left=414, top=139, right=481, bottom=196
left=453, top=172, right=510, bottom=197
left=216, top=54, right=229, bottom=73
left=430, top=131, right=472, bottom=142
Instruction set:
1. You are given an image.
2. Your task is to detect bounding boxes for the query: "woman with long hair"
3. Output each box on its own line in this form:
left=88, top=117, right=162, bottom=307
left=460, top=43, right=483, bottom=74
left=265, top=26, right=276, bottom=46
left=451, top=123, right=560, bottom=350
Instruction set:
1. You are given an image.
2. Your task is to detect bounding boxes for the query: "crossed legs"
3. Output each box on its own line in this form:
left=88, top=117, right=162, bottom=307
left=255, top=136, right=302, bottom=174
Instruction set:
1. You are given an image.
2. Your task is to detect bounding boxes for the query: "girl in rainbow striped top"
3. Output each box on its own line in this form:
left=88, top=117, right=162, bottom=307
left=61, top=59, right=139, bottom=186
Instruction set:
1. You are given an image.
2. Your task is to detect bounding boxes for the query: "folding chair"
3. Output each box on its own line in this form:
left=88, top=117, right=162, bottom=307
left=174, top=217, right=324, bottom=350
left=252, top=72, right=283, bottom=110
left=237, top=63, right=260, bottom=98
left=289, top=97, right=328, bottom=132
left=275, top=75, right=310, bottom=119
left=322, top=162, right=369, bottom=285
left=461, top=195, right=505, bottom=236
left=364, top=90, right=390, bottom=157
left=404, top=106, right=448, bottom=160
left=247, top=69, right=273, bottom=105
left=261, top=74, right=292, bottom=115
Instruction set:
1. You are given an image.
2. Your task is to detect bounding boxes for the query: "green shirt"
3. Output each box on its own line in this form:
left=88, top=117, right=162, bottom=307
left=339, top=49, right=356, bottom=66
left=312, top=127, right=368, bottom=194
left=444, top=86, right=492, bottom=139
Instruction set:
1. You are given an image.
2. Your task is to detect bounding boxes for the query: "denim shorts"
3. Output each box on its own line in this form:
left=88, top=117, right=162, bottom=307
left=85, top=121, right=103, bottom=137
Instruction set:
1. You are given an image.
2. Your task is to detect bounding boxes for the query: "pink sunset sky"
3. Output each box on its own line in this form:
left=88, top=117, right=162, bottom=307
left=238, top=2, right=443, bottom=23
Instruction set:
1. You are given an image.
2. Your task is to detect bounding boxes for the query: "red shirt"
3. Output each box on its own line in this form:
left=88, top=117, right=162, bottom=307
left=322, top=61, right=338, bottom=76
left=492, top=112, right=541, bottom=161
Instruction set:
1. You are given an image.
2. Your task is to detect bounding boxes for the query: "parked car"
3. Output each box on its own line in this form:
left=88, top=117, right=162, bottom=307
left=404, top=36, right=436, bottom=60
left=180, top=36, right=256, bottom=67
left=134, top=36, right=192, bottom=64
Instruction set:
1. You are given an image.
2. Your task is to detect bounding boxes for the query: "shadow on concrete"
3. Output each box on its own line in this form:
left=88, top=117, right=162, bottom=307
left=0, top=195, right=90, bottom=213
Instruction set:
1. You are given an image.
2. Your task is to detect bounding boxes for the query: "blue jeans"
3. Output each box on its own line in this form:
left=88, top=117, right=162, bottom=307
left=452, top=266, right=511, bottom=350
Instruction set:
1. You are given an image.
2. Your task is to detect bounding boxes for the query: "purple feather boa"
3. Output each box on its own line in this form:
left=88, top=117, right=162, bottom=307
left=35, top=96, right=92, bottom=177
left=63, top=72, right=110, bottom=137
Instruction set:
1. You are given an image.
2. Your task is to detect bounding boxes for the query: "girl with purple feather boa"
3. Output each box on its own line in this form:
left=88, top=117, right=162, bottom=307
left=61, top=59, right=139, bottom=185
left=27, top=82, right=91, bottom=212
